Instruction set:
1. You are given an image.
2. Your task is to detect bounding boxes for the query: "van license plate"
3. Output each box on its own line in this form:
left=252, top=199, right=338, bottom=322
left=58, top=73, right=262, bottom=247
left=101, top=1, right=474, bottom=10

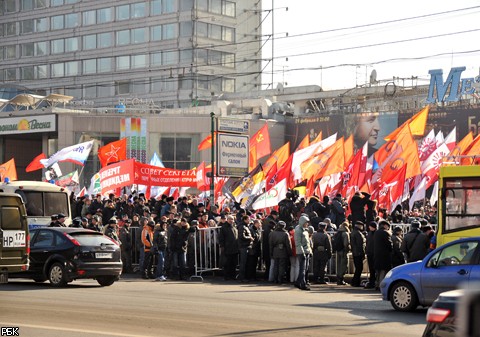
left=95, top=253, right=112, bottom=259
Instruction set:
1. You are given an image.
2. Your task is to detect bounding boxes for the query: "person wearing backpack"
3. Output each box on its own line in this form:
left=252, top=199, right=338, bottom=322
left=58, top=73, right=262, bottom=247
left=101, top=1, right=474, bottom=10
left=335, top=222, right=351, bottom=285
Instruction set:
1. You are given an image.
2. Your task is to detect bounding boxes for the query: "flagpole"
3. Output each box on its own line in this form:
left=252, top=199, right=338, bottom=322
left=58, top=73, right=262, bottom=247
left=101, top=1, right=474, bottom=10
left=210, top=112, right=216, bottom=203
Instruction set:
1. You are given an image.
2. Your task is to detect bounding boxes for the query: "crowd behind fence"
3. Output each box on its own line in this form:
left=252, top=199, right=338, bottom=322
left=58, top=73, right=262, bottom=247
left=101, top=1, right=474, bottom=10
left=126, top=223, right=436, bottom=281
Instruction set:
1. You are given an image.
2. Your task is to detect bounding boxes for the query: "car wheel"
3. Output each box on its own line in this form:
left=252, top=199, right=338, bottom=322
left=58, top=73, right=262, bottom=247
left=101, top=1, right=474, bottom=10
left=96, top=276, right=116, bottom=287
left=389, top=281, right=418, bottom=312
left=48, top=262, right=67, bottom=287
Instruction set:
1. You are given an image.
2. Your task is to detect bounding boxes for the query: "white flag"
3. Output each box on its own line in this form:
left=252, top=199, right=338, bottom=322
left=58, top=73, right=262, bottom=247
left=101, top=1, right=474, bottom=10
left=430, top=181, right=439, bottom=207
left=292, top=133, right=336, bottom=181
left=41, top=140, right=94, bottom=168
left=409, top=176, right=427, bottom=211
left=252, top=178, right=287, bottom=210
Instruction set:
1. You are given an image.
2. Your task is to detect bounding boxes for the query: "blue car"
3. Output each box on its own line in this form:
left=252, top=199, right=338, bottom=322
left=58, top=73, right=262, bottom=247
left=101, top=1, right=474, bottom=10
left=380, top=237, right=480, bottom=311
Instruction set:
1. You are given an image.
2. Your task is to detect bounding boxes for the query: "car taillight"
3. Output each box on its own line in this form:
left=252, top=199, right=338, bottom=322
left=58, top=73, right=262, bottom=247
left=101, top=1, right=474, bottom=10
left=63, top=233, right=81, bottom=246
left=26, top=233, right=30, bottom=255
left=426, top=307, right=450, bottom=323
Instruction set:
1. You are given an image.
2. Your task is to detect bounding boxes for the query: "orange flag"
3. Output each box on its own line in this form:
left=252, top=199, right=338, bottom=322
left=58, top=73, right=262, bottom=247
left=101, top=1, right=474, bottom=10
left=249, top=146, right=257, bottom=172
left=384, top=106, right=429, bottom=141
left=262, top=142, right=290, bottom=174
left=301, top=137, right=345, bottom=181
left=98, top=138, right=127, bottom=167
left=0, top=158, right=18, bottom=181
left=343, top=135, right=354, bottom=166
left=26, top=153, right=47, bottom=172
left=198, top=132, right=217, bottom=151
left=375, top=124, right=420, bottom=180
left=296, top=134, right=310, bottom=151
left=250, top=123, right=271, bottom=160
left=461, top=133, right=480, bottom=165
left=311, top=131, right=323, bottom=144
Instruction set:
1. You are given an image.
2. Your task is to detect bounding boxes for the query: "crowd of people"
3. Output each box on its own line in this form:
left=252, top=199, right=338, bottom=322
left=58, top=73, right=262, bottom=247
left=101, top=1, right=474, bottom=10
left=60, top=189, right=437, bottom=289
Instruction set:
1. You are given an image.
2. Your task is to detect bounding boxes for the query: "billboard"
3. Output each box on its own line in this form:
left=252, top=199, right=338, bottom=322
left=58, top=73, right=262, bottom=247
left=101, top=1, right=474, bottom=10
left=286, top=107, right=480, bottom=157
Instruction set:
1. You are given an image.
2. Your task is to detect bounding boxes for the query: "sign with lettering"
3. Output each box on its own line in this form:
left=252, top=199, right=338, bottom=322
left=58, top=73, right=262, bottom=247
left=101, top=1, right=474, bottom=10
left=0, top=114, right=56, bottom=135
left=217, top=133, right=249, bottom=177
left=427, top=67, right=477, bottom=103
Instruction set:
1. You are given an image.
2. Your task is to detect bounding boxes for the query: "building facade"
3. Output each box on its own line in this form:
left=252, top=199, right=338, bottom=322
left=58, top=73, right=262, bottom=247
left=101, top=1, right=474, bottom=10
left=0, top=0, right=262, bottom=109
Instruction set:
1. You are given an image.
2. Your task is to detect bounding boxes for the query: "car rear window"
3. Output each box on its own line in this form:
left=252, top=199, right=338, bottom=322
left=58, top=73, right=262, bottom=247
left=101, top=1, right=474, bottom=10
left=70, top=233, right=116, bottom=246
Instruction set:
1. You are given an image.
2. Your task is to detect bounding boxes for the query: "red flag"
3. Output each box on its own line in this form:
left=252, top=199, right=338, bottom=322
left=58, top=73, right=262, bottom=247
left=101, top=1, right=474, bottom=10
left=0, top=158, right=18, bottom=181
left=26, top=153, right=47, bottom=172
left=98, top=138, right=127, bottom=167
left=198, top=132, right=217, bottom=151
left=250, top=123, right=271, bottom=160
left=305, top=176, right=315, bottom=198
left=265, top=162, right=278, bottom=192
left=276, top=154, right=294, bottom=189
left=171, top=188, right=180, bottom=201
left=196, top=161, right=209, bottom=190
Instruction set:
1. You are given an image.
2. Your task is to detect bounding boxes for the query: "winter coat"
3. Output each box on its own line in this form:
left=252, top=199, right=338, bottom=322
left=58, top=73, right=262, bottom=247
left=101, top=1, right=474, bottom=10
left=349, top=194, right=368, bottom=225
left=119, top=226, right=132, bottom=250
left=269, top=228, right=292, bottom=259
left=218, top=223, right=239, bottom=255
left=401, top=228, right=430, bottom=262
left=391, top=233, right=405, bottom=267
left=337, top=223, right=351, bottom=253
left=153, top=228, right=168, bottom=252
left=366, top=229, right=376, bottom=256
left=170, top=225, right=189, bottom=253
left=373, top=227, right=393, bottom=270
left=351, top=227, right=366, bottom=257
left=312, top=231, right=332, bottom=258
left=249, top=225, right=262, bottom=256
left=331, top=198, right=346, bottom=225
left=294, top=224, right=312, bottom=255
left=237, top=222, right=253, bottom=249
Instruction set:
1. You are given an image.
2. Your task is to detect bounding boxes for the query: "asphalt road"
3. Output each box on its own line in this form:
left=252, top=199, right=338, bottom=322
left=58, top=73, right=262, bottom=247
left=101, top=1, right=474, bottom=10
left=0, top=276, right=426, bottom=337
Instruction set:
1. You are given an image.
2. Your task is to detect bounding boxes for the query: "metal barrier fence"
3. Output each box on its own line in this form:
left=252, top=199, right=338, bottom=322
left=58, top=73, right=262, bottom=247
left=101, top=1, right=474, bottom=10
left=124, top=223, right=437, bottom=280
left=190, top=227, right=222, bottom=281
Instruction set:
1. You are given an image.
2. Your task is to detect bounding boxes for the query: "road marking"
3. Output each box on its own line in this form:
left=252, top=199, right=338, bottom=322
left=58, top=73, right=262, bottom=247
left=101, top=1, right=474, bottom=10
left=1, top=322, right=153, bottom=337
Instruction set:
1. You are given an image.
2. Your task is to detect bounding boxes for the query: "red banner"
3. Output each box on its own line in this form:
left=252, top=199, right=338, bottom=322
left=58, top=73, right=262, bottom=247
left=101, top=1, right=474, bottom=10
left=99, top=159, right=135, bottom=194
left=134, top=162, right=197, bottom=188
left=99, top=160, right=197, bottom=195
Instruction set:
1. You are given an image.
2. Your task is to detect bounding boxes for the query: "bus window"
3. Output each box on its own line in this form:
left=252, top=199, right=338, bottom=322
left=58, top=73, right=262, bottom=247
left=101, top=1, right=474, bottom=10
left=44, top=192, right=69, bottom=217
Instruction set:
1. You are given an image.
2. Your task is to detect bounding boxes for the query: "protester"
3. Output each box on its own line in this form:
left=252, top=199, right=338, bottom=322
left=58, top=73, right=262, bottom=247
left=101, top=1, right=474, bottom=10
left=311, top=222, right=332, bottom=284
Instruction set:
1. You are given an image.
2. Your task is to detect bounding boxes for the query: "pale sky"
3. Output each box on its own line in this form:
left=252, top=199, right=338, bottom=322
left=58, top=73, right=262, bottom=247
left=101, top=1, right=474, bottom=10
left=260, top=0, right=480, bottom=90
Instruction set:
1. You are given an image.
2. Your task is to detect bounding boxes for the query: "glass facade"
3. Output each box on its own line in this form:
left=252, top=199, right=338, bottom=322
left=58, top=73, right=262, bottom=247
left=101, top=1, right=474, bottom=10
left=0, top=0, right=256, bottom=110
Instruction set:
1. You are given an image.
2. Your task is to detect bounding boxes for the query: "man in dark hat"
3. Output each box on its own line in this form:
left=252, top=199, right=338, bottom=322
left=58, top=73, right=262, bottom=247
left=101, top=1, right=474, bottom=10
left=51, top=213, right=67, bottom=227
left=161, top=196, right=174, bottom=217
left=268, top=220, right=292, bottom=284
left=401, top=220, right=430, bottom=262
left=391, top=226, right=406, bottom=268
left=105, top=218, right=120, bottom=244
left=374, top=220, right=393, bottom=288
left=312, top=222, right=332, bottom=284
left=48, top=214, right=58, bottom=227
left=351, top=221, right=366, bottom=287
left=262, top=210, right=278, bottom=280
left=119, top=219, right=133, bottom=273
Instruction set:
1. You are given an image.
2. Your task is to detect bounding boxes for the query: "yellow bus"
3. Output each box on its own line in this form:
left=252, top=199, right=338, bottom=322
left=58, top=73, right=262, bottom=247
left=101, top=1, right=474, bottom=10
left=0, top=181, right=71, bottom=229
left=438, top=164, right=480, bottom=247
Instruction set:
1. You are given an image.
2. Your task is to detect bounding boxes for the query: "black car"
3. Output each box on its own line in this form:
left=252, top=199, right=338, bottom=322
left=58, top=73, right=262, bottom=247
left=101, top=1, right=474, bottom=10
left=422, top=289, right=460, bottom=337
left=10, top=227, right=122, bottom=287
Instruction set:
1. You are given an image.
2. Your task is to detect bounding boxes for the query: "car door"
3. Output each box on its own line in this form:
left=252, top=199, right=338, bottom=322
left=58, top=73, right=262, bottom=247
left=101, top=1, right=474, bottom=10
left=29, top=229, right=56, bottom=273
left=420, top=240, right=478, bottom=304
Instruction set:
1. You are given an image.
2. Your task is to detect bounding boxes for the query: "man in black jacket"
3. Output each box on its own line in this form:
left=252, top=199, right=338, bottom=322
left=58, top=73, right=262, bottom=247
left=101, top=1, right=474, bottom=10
left=218, top=215, right=239, bottom=280
left=311, top=222, right=332, bottom=284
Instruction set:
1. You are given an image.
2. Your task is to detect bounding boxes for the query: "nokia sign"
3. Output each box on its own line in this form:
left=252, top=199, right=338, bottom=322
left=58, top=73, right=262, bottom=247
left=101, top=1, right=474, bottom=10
left=427, top=66, right=477, bottom=103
